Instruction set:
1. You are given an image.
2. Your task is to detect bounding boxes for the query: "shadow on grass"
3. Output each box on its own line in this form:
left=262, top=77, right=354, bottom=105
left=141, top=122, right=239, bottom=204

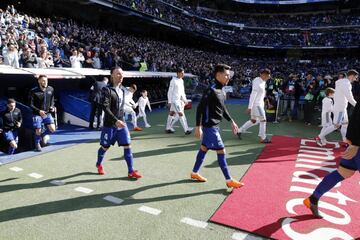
left=0, top=179, right=227, bottom=223
left=0, top=172, right=133, bottom=194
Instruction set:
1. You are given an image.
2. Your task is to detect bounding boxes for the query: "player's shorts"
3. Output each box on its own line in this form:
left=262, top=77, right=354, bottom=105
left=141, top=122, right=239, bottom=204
left=33, top=113, right=54, bottom=129
left=3, top=130, right=18, bottom=143
left=100, top=126, right=131, bottom=148
left=170, top=101, right=184, bottom=113
left=339, top=148, right=360, bottom=172
left=251, top=105, right=266, bottom=121
left=333, top=111, right=348, bottom=125
left=201, top=127, right=224, bottom=150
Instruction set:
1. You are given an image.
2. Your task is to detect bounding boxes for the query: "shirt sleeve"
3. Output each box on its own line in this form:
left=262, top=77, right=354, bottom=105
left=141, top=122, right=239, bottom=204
left=196, top=90, right=208, bottom=126
left=29, top=89, right=40, bottom=114
left=248, top=79, right=259, bottom=109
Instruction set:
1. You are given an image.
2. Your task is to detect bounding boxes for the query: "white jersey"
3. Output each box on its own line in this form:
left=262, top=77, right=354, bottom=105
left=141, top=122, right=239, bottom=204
left=137, top=96, right=151, bottom=112
left=248, top=77, right=266, bottom=109
left=334, top=78, right=357, bottom=111
left=167, top=77, right=187, bottom=104
left=124, top=87, right=136, bottom=108
left=321, top=97, right=333, bottom=126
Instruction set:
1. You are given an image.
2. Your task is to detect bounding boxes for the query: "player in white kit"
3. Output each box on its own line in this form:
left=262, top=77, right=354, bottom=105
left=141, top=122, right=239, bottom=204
left=237, top=69, right=272, bottom=143
left=136, top=90, right=152, bottom=128
left=124, top=84, right=142, bottom=131
left=315, top=88, right=335, bottom=146
left=165, top=67, right=192, bottom=135
left=315, top=70, right=358, bottom=146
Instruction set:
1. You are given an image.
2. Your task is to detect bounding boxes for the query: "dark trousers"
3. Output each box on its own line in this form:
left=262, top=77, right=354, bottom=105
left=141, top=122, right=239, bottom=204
left=303, top=100, right=315, bottom=124
left=89, top=102, right=102, bottom=128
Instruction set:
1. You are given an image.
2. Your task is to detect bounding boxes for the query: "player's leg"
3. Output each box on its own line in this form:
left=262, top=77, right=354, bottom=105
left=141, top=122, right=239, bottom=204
left=166, top=108, right=176, bottom=133
left=258, top=106, right=271, bottom=143
left=117, top=126, right=142, bottom=179
left=216, top=148, right=244, bottom=189
left=33, top=115, right=43, bottom=151
left=5, top=130, right=17, bottom=155
left=96, top=127, right=114, bottom=175
left=340, top=111, right=349, bottom=143
left=41, top=114, right=56, bottom=146
left=304, top=149, right=359, bottom=217
left=191, top=144, right=208, bottom=182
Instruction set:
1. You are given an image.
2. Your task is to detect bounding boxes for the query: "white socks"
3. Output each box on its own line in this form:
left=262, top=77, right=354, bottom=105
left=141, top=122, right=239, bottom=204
left=179, top=116, right=189, bottom=132
left=259, top=121, right=267, bottom=140
left=239, top=120, right=259, bottom=133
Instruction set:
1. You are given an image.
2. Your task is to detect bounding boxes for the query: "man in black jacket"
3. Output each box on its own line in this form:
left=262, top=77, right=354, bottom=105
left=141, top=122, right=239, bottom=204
left=304, top=98, right=359, bottom=218
left=190, top=64, right=243, bottom=189
left=29, top=75, right=56, bottom=152
left=0, top=98, right=22, bottom=155
left=89, top=77, right=108, bottom=129
left=95, top=67, right=142, bottom=179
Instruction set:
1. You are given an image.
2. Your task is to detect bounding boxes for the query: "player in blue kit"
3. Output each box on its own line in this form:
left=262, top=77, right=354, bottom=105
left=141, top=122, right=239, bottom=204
left=96, top=67, right=142, bottom=179
left=0, top=98, right=22, bottom=155
left=191, top=64, right=244, bottom=189
left=29, top=75, right=56, bottom=152
left=304, top=93, right=360, bottom=218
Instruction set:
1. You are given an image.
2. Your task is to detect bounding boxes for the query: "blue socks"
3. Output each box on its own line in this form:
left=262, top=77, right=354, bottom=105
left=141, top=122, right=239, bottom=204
left=218, top=154, right=231, bottom=180
left=96, top=147, right=106, bottom=166
left=124, top=148, right=134, bottom=173
left=34, top=134, right=41, bottom=145
left=41, top=128, right=52, bottom=137
left=311, top=170, right=345, bottom=204
left=192, top=149, right=207, bottom=173
left=8, top=146, right=16, bottom=155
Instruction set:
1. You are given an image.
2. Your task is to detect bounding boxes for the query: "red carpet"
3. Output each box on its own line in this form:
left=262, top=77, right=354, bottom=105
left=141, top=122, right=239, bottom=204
left=211, top=136, right=360, bottom=240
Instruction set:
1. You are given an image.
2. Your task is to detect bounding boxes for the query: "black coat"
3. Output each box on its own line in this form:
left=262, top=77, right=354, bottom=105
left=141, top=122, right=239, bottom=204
left=90, top=81, right=107, bottom=104
left=0, top=108, right=22, bottom=131
left=101, top=86, right=126, bottom=127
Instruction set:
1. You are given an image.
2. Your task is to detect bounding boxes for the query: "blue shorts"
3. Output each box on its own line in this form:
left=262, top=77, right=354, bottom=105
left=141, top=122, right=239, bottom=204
left=339, top=148, right=360, bottom=172
left=100, top=126, right=131, bottom=147
left=3, top=130, right=18, bottom=143
left=201, top=127, right=224, bottom=150
left=33, top=114, right=55, bottom=129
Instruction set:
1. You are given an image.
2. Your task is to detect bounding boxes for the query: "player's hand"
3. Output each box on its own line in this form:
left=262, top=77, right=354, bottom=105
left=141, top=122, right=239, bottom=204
left=342, top=145, right=359, bottom=160
left=16, top=122, right=21, bottom=128
left=115, top=120, right=126, bottom=128
left=195, top=126, right=202, bottom=139
left=39, top=110, right=47, bottom=118
left=149, top=109, right=152, bottom=112
left=49, top=106, right=56, bottom=112
left=231, top=120, right=239, bottom=136
left=0, top=129, right=3, bottom=133
left=246, top=108, right=251, bottom=114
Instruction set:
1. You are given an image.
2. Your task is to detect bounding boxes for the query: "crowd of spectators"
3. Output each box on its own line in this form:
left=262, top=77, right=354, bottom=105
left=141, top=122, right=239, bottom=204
left=161, top=0, right=360, bottom=28
left=113, top=0, right=360, bottom=47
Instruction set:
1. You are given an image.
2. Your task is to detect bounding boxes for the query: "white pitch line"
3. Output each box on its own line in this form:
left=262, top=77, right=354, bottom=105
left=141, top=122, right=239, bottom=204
left=74, top=187, right=93, bottom=194
left=103, top=195, right=124, bottom=204
left=180, top=217, right=208, bottom=229
left=50, top=180, right=65, bottom=186
left=9, top=167, right=23, bottom=172
left=223, top=129, right=253, bottom=133
left=28, top=173, right=43, bottom=179
left=138, top=206, right=162, bottom=215
left=232, top=232, right=265, bottom=240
